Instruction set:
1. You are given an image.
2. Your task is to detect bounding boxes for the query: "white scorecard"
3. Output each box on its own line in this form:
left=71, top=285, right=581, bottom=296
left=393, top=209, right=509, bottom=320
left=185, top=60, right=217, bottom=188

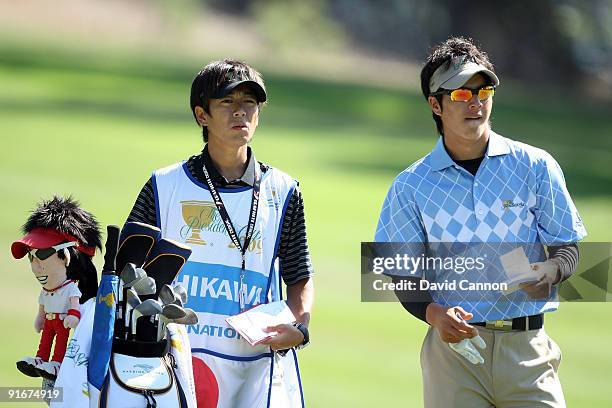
left=226, top=301, right=296, bottom=346
left=499, top=247, right=535, bottom=294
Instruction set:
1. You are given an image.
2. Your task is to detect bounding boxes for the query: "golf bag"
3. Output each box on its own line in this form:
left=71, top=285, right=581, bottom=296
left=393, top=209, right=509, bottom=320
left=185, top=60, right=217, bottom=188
left=87, top=223, right=197, bottom=408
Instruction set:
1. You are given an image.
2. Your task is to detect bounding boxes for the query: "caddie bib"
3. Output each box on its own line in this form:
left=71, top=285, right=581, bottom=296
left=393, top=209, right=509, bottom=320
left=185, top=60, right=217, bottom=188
left=153, top=161, right=305, bottom=407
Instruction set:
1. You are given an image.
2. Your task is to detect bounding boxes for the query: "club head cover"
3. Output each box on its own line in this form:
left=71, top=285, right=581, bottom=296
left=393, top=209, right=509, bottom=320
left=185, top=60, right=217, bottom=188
left=143, top=238, right=192, bottom=291
left=116, top=222, right=161, bottom=273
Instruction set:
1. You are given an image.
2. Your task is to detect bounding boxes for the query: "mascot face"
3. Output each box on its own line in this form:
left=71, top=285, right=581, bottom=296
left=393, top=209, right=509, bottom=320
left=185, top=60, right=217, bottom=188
left=28, top=248, right=68, bottom=289
left=11, top=196, right=102, bottom=299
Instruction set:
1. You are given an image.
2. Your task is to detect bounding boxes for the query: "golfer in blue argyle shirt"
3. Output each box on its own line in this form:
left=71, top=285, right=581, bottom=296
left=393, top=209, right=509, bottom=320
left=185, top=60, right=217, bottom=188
left=375, top=130, right=586, bottom=321
left=374, top=37, right=586, bottom=408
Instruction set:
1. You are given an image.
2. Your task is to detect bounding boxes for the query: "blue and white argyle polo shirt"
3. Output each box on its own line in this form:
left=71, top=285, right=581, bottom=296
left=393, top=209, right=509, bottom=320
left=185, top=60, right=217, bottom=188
left=375, top=131, right=587, bottom=321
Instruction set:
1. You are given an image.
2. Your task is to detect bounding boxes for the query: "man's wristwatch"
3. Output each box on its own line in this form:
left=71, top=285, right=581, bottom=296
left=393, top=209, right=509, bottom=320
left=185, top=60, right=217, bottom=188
left=276, top=323, right=310, bottom=356
left=293, top=322, right=310, bottom=350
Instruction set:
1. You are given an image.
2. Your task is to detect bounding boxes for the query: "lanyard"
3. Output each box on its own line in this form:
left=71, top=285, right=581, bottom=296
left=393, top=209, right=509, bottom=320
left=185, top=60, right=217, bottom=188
left=202, top=161, right=261, bottom=311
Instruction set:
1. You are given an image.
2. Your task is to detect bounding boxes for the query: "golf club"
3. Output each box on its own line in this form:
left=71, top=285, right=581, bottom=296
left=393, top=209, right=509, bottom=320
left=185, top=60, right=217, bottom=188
left=115, top=265, right=150, bottom=339
left=116, top=264, right=145, bottom=321
left=131, top=299, right=163, bottom=340
left=163, top=303, right=187, bottom=318
left=124, top=288, right=141, bottom=340
left=173, top=284, right=188, bottom=305
left=156, top=304, right=188, bottom=341
left=170, top=308, right=198, bottom=325
left=159, top=284, right=178, bottom=306
left=132, top=276, right=157, bottom=296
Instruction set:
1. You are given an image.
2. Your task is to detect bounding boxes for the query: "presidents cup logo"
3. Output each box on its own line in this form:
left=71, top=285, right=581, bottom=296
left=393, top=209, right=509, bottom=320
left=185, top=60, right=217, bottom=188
left=502, top=200, right=526, bottom=210
left=180, top=200, right=220, bottom=245
left=179, top=200, right=263, bottom=252
left=228, top=229, right=263, bottom=254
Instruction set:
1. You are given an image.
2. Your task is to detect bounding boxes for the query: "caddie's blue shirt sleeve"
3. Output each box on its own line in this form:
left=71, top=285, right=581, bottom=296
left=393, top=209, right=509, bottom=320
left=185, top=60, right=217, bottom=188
left=375, top=174, right=427, bottom=243
left=534, top=153, right=587, bottom=244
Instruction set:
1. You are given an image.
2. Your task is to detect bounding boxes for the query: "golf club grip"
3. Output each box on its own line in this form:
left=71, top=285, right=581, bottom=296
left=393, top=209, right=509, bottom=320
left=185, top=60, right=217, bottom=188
left=103, top=225, right=120, bottom=274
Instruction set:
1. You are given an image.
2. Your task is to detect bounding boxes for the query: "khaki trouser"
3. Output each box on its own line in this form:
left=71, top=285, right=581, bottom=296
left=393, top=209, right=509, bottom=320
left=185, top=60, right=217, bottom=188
left=421, top=326, right=565, bottom=408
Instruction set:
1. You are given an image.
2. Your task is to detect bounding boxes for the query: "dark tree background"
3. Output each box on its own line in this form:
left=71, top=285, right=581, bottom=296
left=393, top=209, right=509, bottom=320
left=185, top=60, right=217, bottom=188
left=202, top=0, right=612, bottom=87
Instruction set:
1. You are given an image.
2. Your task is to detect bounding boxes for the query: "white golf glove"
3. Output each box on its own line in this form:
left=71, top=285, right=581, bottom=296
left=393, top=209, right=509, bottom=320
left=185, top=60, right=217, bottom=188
left=449, top=335, right=486, bottom=365
left=530, top=260, right=561, bottom=284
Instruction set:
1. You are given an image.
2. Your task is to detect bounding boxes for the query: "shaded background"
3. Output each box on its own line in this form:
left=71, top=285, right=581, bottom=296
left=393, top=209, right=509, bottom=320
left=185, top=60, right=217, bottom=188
left=1, top=0, right=611, bottom=406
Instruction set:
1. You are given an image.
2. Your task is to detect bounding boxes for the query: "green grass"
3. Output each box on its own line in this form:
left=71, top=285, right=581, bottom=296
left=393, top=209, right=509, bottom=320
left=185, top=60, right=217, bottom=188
left=0, top=44, right=611, bottom=407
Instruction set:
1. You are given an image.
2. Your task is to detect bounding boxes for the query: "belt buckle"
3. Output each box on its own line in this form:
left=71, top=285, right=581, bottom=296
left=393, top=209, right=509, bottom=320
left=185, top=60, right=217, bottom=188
left=485, top=319, right=513, bottom=331
left=45, top=313, right=55, bottom=320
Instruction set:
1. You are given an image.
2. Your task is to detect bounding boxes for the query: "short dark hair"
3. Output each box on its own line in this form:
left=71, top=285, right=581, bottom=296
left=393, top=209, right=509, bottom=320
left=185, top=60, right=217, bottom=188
left=420, top=37, right=495, bottom=136
left=190, top=59, right=266, bottom=143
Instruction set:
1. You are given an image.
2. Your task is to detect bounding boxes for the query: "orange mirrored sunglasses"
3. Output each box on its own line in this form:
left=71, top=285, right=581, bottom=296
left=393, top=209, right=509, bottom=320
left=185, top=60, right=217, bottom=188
left=434, top=86, right=495, bottom=102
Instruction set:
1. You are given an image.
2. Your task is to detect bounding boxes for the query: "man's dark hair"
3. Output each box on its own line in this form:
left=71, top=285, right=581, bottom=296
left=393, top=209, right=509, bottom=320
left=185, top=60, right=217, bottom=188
left=190, top=59, right=266, bottom=143
left=420, top=37, right=495, bottom=136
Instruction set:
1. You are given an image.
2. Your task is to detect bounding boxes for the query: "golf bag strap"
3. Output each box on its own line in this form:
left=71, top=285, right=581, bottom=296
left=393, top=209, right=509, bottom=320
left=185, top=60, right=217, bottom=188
left=169, top=353, right=190, bottom=408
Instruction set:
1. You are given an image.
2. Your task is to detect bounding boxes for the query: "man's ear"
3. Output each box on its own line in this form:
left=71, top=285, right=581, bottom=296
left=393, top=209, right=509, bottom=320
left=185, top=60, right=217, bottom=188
left=428, top=96, right=443, bottom=116
left=194, top=106, right=207, bottom=127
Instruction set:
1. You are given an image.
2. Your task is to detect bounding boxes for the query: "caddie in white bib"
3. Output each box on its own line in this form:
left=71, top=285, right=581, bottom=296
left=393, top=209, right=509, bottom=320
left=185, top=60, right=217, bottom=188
left=154, top=161, right=304, bottom=407
left=126, top=59, right=314, bottom=408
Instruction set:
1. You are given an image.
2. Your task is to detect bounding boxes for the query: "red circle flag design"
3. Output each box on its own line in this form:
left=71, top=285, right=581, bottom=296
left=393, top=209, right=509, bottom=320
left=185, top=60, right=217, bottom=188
left=192, top=356, right=219, bottom=408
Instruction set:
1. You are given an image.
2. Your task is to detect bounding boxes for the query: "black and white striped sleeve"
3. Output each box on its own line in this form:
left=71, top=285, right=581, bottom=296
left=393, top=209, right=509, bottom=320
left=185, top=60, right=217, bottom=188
left=126, top=178, right=157, bottom=226
left=277, top=186, right=314, bottom=286
left=548, top=243, right=579, bottom=282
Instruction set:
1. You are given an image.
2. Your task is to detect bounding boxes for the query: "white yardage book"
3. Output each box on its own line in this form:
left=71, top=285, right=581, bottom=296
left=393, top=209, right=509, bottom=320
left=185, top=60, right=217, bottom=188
left=226, top=300, right=296, bottom=346
left=500, top=247, right=536, bottom=294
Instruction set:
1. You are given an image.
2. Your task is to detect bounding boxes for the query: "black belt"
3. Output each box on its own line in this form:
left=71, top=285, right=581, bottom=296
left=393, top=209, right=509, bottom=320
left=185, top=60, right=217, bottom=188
left=473, top=314, right=543, bottom=331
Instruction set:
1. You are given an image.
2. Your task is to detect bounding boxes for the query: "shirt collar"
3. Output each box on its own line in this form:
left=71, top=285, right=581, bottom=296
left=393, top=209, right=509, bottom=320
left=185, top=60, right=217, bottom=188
left=429, top=130, right=510, bottom=171
left=202, top=144, right=258, bottom=186
left=429, top=137, right=456, bottom=171
left=486, top=130, right=511, bottom=157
